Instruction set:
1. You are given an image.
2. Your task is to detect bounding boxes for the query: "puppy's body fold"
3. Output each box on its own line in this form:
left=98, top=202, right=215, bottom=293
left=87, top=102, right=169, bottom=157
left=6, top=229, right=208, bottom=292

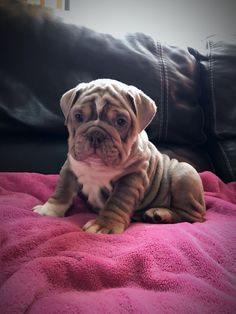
left=33, top=79, right=205, bottom=233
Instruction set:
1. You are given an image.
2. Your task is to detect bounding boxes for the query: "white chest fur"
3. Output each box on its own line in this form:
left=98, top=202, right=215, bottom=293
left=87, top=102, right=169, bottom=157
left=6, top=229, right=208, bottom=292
left=68, top=154, right=123, bottom=209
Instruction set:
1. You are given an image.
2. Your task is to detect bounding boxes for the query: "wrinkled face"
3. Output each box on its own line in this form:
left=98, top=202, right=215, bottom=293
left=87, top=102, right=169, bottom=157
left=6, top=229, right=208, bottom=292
left=61, top=79, right=157, bottom=167
left=68, top=89, right=136, bottom=166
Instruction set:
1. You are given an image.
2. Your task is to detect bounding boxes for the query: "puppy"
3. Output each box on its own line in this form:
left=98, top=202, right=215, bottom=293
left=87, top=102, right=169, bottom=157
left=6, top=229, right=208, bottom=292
left=33, top=79, right=205, bottom=233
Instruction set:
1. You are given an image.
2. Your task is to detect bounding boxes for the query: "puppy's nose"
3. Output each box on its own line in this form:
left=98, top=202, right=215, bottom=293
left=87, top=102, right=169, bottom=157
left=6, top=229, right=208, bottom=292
left=87, top=131, right=106, bottom=148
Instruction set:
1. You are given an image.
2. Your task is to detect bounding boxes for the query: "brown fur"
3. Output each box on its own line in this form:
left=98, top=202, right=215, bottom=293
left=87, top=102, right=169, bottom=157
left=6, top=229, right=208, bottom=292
left=33, top=79, right=205, bottom=234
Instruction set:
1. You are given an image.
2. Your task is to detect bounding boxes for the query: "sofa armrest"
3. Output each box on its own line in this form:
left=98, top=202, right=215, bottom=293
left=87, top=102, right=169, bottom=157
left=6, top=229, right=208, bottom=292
left=192, top=35, right=236, bottom=182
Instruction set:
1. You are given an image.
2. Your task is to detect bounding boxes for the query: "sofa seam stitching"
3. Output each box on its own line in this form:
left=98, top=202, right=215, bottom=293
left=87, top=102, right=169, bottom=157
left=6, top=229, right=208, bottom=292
left=160, top=45, right=169, bottom=141
left=208, top=40, right=217, bottom=136
left=155, top=41, right=164, bottom=140
left=158, top=42, right=165, bottom=141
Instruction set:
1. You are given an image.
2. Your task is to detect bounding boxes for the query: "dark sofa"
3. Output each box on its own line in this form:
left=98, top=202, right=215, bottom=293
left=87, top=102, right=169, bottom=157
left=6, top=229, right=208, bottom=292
left=0, top=2, right=235, bottom=182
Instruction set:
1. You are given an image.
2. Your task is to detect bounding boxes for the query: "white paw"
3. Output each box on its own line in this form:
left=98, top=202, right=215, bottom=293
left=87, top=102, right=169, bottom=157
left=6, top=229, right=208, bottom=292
left=32, top=202, right=67, bottom=217
left=82, top=218, right=126, bottom=234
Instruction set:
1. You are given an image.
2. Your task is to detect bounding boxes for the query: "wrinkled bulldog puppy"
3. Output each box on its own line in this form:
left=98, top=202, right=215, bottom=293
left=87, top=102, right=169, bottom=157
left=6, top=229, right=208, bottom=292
left=33, top=79, right=205, bottom=234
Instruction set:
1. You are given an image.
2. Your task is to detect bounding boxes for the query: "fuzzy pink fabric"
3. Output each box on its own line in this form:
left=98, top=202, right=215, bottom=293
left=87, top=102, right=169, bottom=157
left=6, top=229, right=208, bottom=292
left=0, top=171, right=236, bottom=313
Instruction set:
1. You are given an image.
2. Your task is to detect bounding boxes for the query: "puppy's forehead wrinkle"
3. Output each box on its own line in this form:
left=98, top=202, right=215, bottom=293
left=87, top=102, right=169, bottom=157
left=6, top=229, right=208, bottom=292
left=76, top=93, right=96, bottom=105
left=78, top=83, right=131, bottom=112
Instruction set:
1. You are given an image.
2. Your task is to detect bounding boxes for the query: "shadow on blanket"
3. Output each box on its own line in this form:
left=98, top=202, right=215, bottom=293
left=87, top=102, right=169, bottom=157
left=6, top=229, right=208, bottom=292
left=0, top=171, right=236, bottom=313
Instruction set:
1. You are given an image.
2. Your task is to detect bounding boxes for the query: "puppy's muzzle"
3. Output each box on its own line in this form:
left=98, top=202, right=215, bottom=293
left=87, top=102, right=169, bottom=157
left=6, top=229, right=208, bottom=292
left=87, top=127, right=108, bottom=149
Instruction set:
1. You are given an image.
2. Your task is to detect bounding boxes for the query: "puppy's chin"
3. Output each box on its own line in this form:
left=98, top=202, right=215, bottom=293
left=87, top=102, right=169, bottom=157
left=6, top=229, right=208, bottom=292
left=86, top=155, right=105, bottom=166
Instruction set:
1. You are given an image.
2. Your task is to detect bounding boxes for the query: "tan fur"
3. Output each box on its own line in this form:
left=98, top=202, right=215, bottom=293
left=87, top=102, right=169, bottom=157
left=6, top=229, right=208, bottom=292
left=33, top=79, right=205, bottom=234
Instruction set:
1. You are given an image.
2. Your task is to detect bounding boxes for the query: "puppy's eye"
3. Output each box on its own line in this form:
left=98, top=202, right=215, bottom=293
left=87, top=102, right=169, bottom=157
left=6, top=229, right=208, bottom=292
left=115, top=117, right=127, bottom=128
left=75, top=112, right=84, bottom=123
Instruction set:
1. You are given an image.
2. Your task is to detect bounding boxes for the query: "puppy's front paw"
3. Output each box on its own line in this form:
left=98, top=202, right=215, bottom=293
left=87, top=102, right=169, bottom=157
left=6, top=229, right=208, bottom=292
left=83, top=218, right=125, bottom=234
left=32, top=202, right=67, bottom=217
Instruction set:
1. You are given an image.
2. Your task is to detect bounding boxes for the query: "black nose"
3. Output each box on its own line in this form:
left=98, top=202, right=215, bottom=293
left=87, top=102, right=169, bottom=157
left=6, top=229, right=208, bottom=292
left=87, top=131, right=106, bottom=148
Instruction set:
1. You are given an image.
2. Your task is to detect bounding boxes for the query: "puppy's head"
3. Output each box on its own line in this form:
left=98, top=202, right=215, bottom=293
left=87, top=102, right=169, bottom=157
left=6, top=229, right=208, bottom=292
left=60, top=79, right=156, bottom=166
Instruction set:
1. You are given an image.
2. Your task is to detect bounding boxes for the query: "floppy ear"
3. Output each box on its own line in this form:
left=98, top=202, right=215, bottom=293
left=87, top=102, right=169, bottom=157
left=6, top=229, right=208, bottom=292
left=60, top=82, right=86, bottom=124
left=128, top=86, right=157, bottom=132
left=60, top=88, right=78, bottom=124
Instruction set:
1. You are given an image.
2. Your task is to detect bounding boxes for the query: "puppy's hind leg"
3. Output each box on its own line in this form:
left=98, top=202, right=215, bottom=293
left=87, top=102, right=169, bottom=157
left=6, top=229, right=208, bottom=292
left=143, top=201, right=204, bottom=224
left=33, top=162, right=80, bottom=217
left=169, top=163, right=206, bottom=223
left=143, top=164, right=205, bottom=224
left=143, top=207, right=182, bottom=224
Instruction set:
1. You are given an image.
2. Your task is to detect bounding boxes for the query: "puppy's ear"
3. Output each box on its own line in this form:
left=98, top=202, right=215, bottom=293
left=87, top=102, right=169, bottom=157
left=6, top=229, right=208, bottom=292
left=128, top=87, right=157, bottom=132
left=60, top=83, right=86, bottom=124
left=60, top=88, right=78, bottom=124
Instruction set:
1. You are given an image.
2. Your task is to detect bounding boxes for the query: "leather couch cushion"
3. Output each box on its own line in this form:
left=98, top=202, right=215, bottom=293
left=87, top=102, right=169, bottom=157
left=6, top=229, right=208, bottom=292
left=0, top=3, right=205, bottom=144
left=194, top=35, right=236, bottom=182
left=0, top=2, right=222, bottom=176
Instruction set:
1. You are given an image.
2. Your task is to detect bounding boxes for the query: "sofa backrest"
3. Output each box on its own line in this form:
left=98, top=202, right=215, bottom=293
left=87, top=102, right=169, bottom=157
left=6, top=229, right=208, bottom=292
left=0, top=3, right=235, bottom=182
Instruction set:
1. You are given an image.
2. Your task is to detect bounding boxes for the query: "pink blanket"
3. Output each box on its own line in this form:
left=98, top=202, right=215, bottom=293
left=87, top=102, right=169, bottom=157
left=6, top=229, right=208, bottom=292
left=0, top=171, right=236, bottom=313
